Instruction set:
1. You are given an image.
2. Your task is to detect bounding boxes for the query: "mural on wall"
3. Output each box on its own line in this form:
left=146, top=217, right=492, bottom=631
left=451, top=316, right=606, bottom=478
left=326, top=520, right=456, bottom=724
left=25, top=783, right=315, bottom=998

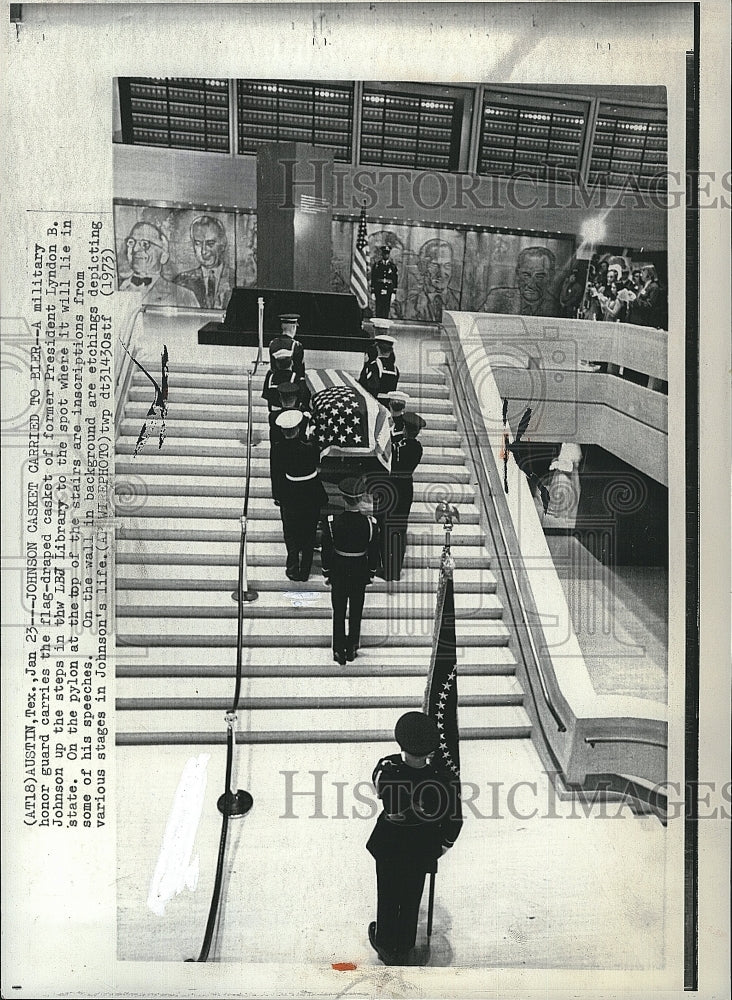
left=460, top=231, right=575, bottom=317
left=113, top=203, right=238, bottom=309
left=114, top=202, right=582, bottom=324
left=234, top=213, right=258, bottom=290
left=365, top=226, right=466, bottom=323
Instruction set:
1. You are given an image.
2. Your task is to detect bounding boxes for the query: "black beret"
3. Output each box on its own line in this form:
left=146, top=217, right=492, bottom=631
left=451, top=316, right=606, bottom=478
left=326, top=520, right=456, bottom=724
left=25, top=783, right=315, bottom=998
left=394, top=712, right=440, bottom=755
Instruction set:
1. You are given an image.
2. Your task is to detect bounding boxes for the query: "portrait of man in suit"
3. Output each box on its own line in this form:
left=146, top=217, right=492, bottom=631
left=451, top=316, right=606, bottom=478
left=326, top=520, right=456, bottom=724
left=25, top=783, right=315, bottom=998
left=479, top=245, right=560, bottom=317
left=406, top=238, right=461, bottom=322
left=118, top=220, right=198, bottom=308
left=174, top=214, right=235, bottom=309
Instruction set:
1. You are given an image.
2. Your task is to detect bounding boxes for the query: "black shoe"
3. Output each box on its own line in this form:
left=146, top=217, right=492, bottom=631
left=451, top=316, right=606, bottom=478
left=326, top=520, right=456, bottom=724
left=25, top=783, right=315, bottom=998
left=368, top=922, right=396, bottom=965
left=333, top=650, right=347, bottom=666
left=345, top=644, right=358, bottom=662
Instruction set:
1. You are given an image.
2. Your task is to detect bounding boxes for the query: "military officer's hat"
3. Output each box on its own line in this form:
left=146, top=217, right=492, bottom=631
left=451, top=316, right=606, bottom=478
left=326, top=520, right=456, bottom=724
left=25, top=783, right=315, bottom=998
left=374, top=333, right=396, bottom=347
left=279, top=313, right=300, bottom=324
left=394, top=711, right=440, bottom=755
left=380, top=245, right=391, bottom=253
left=339, top=477, right=365, bottom=503
left=387, top=390, right=409, bottom=410
left=275, top=409, right=304, bottom=430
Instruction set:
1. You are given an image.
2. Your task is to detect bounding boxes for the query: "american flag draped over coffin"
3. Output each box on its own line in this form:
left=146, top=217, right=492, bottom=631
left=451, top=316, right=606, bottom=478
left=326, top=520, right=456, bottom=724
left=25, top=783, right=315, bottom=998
left=306, top=369, right=392, bottom=471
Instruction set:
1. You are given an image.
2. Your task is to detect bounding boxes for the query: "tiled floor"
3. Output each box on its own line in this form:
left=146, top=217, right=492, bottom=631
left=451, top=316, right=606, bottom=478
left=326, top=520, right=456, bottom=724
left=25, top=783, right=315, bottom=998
left=117, top=738, right=668, bottom=970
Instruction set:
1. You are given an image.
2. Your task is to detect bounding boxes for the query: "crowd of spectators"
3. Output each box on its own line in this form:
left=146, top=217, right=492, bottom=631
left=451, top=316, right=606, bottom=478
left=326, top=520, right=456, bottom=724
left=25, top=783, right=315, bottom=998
left=569, top=255, right=667, bottom=329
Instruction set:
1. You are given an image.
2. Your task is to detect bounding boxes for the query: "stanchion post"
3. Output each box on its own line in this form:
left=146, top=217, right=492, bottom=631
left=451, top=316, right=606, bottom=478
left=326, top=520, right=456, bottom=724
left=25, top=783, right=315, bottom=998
left=217, top=712, right=254, bottom=818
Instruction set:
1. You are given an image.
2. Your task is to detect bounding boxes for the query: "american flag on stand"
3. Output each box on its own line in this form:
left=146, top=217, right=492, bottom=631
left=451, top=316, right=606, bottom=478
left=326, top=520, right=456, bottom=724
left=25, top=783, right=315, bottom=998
left=423, top=549, right=461, bottom=781
left=350, top=207, right=371, bottom=310
left=307, top=369, right=391, bottom=470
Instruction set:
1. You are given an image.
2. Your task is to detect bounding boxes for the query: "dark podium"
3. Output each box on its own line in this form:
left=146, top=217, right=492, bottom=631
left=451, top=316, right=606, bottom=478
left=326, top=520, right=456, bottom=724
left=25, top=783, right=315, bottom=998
left=198, top=288, right=370, bottom=355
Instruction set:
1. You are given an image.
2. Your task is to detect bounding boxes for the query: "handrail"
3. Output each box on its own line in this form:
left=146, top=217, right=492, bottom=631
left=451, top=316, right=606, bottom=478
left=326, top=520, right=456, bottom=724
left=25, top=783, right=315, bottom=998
left=444, top=347, right=567, bottom=735
left=194, top=299, right=263, bottom=962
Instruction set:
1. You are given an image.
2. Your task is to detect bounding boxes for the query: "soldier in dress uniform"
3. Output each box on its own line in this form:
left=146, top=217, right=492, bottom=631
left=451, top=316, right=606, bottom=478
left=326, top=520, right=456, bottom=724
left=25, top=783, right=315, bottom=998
left=269, top=313, right=305, bottom=379
left=371, top=245, right=399, bottom=318
left=268, top=375, right=313, bottom=505
left=387, top=409, right=425, bottom=581
left=367, top=712, right=463, bottom=965
left=273, top=410, right=328, bottom=582
left=262, top=348, right=296, bottom=411
left=321, top=477, right=380, bottom=665
left=363, top=317, right=396, bottom=364
left=359, top=333, right=400, bottom=405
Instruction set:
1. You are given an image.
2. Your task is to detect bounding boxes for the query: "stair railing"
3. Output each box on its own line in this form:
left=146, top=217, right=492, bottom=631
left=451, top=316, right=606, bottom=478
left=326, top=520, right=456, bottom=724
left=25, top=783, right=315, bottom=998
left=193, top=298, right=264, bottom=961
left=443, top=345, right=568, bottom=746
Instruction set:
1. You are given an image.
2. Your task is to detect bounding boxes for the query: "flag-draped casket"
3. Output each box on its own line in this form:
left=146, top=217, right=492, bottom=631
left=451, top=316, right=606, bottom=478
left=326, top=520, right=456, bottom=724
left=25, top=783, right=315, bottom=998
left=306, top=369, right=392, bottom=471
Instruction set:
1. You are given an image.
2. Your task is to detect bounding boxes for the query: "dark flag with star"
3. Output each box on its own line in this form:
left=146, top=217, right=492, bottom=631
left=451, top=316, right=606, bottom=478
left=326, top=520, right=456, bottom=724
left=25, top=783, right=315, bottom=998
left=308, top=369, right=391, bottom=470
left=422, top=549, right=461, bottom=782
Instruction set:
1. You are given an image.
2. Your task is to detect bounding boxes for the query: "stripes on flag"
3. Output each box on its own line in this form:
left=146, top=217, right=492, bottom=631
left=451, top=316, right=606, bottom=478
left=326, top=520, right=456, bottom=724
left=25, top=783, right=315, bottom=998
left=307, top=369, right=391, bottom=470
left=350, top=207, right=371, bottom=310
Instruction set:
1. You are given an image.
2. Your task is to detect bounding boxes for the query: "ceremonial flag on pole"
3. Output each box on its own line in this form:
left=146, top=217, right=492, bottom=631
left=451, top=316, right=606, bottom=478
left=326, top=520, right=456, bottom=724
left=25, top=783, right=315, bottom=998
left=308, top=369, right=391, bottom=470
left=350, top=207, right=371, bottom=310
left=423, top=552, right=461, bottom=780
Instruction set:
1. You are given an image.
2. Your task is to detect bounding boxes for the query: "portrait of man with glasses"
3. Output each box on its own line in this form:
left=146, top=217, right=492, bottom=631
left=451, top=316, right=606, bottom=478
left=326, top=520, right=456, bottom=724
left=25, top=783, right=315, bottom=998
left=118, top=220, right=198, bottom=307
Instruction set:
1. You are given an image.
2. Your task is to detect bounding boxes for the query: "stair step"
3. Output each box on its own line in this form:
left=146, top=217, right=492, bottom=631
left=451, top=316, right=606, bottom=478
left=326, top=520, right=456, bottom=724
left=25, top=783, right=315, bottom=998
left=128, top=387, right=456, bottom=414
left=116, top=618, right=511, bottom=646
left=124, top=401, right=459, bottom=431
left=115, top=437, right=468, bottom=464
left=114, top=703, right=531, bottom=735
left=119, top=418, right=462, bottom=449
left=116, top=673, right=521, bottom=700
left=157, top=365, right=447, bottom=385
left=115, top=520, right=486, bottom=546
left=114, top=644, right=517, bottom=673
left=116, top=724, right=532, bottom=746
left=114, top=473, right=477, bottom=505
left=114, top=540, right=491, bottom=568
left=112, top=496, right=481, bottom=525
left=115, top=457, right=474, bottom=483
left=133, top=371, right=451, bottom=398
left=114, top=589, right=504, bottom=619
left=114, top=564, right=497, bottom=593
left=117, top=691, right=524, bottom=713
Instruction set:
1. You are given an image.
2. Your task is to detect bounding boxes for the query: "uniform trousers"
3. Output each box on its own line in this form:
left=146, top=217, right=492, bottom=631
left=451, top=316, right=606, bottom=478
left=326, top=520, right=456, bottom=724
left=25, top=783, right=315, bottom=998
left=374, top=287, right=394, bottom=318
left=280, top=501, right=320, bottom=579
left=375, top=857, right=427, bottom=955
left=330, top=573, right=367, bottom=653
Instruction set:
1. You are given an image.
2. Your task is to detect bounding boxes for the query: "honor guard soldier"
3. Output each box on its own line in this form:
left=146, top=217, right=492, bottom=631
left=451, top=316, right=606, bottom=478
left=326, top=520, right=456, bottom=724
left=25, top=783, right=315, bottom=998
left=321, top=477, right=380, bottom=665
left=274, top=410, right=328, bottom=582
left=267, top=371, right=312, bottom=432
left=386, top=408, right=425, bottom=581
left=371, top=245, right=399, bottom=318
left=262, top=347, right=296, bottom=411
left=359, top=332, right=400, bottom=405
left=268, top=375, right=313, bottom=505
left=269, top=313, right=305, bottom=379
left=366, top=712, right=463, bottom=965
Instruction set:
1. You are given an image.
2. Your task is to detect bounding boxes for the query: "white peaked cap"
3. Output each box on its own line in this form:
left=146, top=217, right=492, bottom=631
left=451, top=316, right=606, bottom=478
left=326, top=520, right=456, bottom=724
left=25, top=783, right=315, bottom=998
left=275, top=410, right=304, bottom=430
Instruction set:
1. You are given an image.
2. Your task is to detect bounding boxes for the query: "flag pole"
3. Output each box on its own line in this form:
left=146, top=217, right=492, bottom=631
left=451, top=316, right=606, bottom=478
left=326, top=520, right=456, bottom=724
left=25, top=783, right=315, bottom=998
left=425, top=502, right=460, bottom=946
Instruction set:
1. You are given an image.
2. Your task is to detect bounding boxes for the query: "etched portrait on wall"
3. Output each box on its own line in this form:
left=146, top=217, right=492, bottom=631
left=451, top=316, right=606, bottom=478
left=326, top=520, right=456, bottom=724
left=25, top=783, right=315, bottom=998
left=234, top=212, right=258, bottom=290
left=113, top=203, right=237, bottom=309
left=461, top=231, right=575, bottom=317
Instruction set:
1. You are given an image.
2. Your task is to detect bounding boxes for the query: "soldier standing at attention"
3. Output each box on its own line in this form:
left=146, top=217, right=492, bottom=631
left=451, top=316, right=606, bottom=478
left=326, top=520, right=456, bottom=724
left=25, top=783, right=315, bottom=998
left=359, top=332, right=400, bottom=405
left=274, top=410, right=327, bottom=582
left=321, top=478, right=380, bottom=665
left=262, top=347, right=296, bottom=412
left=371, top=245, right=399, bottom=318
left=367, top=712, right=463, bottom=966
left=269, top=313, right=306, bottom=379
left=388, top=409, right=425, bottom=581
left=268, top=375, right=313, bottom=506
